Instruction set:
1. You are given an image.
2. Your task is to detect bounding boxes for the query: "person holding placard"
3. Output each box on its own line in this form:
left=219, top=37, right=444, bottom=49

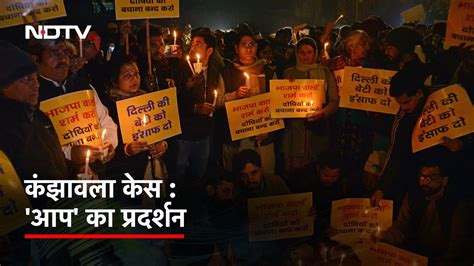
left=372, top=161, right=473, bottom=265
left=175, top=27, right=225, bottom=180
left=102, top=58, right=168, bottom=196
left=325, top=30, right=377, bottom=189
left=28, top=38, right=118, bottom=172
left=281, top=37, right=339, bottom=174
left=219, top=25, right=277, bottom=175
left=371, top=66, right=427, bottom=212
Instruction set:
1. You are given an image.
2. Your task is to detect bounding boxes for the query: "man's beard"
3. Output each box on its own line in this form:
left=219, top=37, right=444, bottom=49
left=421, top=185, right=442, bottom=196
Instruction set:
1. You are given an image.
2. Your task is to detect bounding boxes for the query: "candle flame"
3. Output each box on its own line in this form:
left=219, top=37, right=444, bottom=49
left=86, top=149, right=90, bottom=159
left=214, top=89, right=218, bottom=96
left=196, top=53, right=200, bottom=59
left=142, top=115, right=147, bottom=126
left=324, top=42, right=329, bottom=49
left=173, top=30, right=177, bottom=38
left=186, top=55, right=190, bottom=60
left=101, top=128, right=107, bottom=140
left=244, top=72, right=250, bottom=79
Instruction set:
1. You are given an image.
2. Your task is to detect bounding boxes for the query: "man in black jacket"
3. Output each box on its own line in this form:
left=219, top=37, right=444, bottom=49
left=0, top=40, right=77, bottom=266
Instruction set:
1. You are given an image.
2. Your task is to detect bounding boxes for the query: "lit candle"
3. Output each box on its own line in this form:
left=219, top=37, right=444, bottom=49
left=212, top=89, right=218, bottom=106
left=310, top=100, right=314, bottom=107
left=101, top=128, right=107, bottom=144
left=335, top=14, right=344, bottom=24
left=173, top=30, right=177, bottom=45
left=339, top=253, right=346, bottom=266
left=244, top=72, right=250, bottom=88
left=142, top=114, right=147, bottom=127
left=79, top=38, right=83, bottom=58
left=84, top=149, right=90, bottom=175
left=210, top=90, right=218, bottom=117
left=324, top=42, right=330, bottom=59
left=193, top=53, right=202, bottom=74
left=186, top=55, right=195, bottom=75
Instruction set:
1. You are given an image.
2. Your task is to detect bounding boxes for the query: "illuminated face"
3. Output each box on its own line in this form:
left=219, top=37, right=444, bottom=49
left=37, top=41, right=70, bottom=83
left=418, top=166, right=447, bottom=196
left=351, top=37, right=370, bottom=61
left=240, top=163, right=263, bottom=193
left=190, top=36, right=212, bottom=64
left=318, top=166, right=341, bottom=186
left=395, top=91, right=422, bottom=113
left=297, top=44, right=316, bottom=65
left=2, top=73, right=39, bottom=106
left=384, top=45, right=400, bottom=62
left=150, top=36, right=165, bottom=61
left=117, top=63, right=141, bottom=94
left=236, top=35, right=257, bottom=65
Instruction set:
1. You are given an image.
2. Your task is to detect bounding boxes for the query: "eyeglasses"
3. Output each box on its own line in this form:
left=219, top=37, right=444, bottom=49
left=121, top=71, right=140, bottom=81
left=419, top=174, right=442, bottom=183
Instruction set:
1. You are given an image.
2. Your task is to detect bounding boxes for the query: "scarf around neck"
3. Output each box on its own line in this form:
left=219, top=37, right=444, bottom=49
left=107, top=87, right=147, bottom=101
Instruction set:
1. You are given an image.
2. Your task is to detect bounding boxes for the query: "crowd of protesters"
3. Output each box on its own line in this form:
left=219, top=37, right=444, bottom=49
left=1, top=12, right=474, bottom=266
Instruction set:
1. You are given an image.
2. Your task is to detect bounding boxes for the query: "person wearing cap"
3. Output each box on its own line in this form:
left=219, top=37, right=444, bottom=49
left=28, top=38, right=118, bottom=169
left=384, top=26, right=430, bottom=76
left=0, top=41, right=79, bottom=266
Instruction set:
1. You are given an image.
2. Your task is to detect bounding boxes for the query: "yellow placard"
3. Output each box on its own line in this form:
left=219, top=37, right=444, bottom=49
left=269, top=79, right=325, bottom=118
left=331, top=198, right=393, bottom=245
left=0, top=150, right=32, bottom=236
left=0, top=0, right=66, bottom=29
left=400, top=4, right=426, bottom=23
left=248, top=192, right=313, bottom=241
left=340, top=67, right=399, bottom=114
left=333, top=69, right=344, bottom=96
left=412, top=84, right=474, bottom=153
left=361, top=239, right=428, bottom=266
left=116, top=88, right=181, bottom=144
left=115, top=0, right=179, bottom=20
left=40, top=90, right=101, bottom=147
left=225, top=93, right=285, bottom=141
left=445, top=0, right=474, bottom=48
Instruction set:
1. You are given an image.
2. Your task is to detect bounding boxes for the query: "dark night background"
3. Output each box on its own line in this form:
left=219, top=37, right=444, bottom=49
left=22, top=0, right=450, bottom=34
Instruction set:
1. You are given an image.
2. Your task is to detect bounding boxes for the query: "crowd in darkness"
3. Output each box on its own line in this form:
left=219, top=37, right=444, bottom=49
left=0, top=8, right=474, bottom=266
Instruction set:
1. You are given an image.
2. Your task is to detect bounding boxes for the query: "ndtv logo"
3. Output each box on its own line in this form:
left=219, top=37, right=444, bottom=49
left=25, top=25, right=91, bottom=40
